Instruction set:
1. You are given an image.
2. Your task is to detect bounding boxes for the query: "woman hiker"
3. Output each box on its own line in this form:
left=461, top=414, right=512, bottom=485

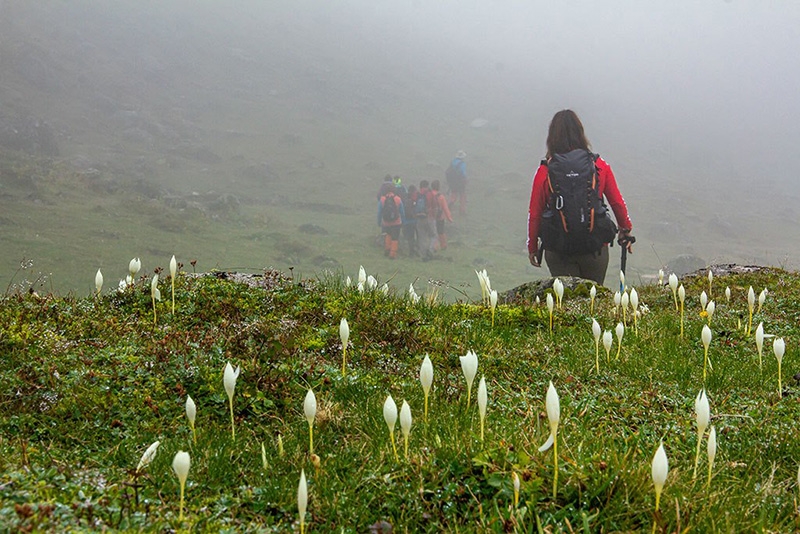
left=527, top=109, right=634, bottom=285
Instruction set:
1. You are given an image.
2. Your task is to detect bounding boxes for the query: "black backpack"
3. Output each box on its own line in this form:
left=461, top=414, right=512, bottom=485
left=446, top=162, right=464, bottom=185
left=382, top=192, right=400, bottom=223
left=539, top=149, right=617, bottom=254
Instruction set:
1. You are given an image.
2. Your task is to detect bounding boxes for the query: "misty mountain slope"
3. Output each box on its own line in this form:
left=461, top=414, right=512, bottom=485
left=1, top=1, right=799, bottom=295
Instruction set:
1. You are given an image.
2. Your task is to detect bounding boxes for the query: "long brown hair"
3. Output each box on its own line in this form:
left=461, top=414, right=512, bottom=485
left=546, top=109, right=591, bottom=159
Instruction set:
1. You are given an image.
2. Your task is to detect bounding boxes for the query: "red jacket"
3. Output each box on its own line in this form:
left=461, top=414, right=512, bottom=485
left=527, top=156, right=631, bottom=254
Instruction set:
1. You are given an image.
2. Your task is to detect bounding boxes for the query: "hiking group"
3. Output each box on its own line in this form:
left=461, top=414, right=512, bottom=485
left=375, top=109, right=634, bottom=287
left=377, top=172, right=455, bottom=261
left=527, top=109, right=635, bottom=285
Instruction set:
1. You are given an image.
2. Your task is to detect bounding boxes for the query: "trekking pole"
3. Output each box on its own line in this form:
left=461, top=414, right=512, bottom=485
left=619, top=235, right=636, bottom=293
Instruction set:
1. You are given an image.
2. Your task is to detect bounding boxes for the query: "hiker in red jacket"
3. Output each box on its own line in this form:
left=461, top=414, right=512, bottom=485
left=430, top=179, right=453, bottom=252
left=527, top=110, right=633, bottom=284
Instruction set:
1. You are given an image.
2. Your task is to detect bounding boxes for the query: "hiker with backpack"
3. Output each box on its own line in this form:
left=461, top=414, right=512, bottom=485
left=430, top=179, right=453, bottom=252
left=526, top=109, right=634, bottom=284
left=378, top=187, right=405, bottom=259
left=446, top=150, right=468, bottom=215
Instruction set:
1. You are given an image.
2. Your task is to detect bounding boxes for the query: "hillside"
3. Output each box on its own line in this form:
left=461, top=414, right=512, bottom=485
left=2, top=2, right=800, bottom=299
left=1, top=264, right=799, bottom=531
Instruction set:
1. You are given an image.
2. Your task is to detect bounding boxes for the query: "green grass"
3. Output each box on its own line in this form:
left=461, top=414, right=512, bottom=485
left=1, top=265, right=799, bottom=532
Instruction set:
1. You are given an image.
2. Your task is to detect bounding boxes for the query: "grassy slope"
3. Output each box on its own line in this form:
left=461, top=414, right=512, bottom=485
left=1, top=266, right=799, bottom=532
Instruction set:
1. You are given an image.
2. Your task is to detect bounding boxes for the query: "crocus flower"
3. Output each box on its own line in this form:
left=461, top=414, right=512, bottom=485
left=420, top=354, right=433, bottom=420
left=150, top=274, right=160, bottom=326
left=651, top=441, right=669, bottom=514
left=755, top=322, right=765, bottom=369
left=592, top=319, right=602, bottom=373
left=298, top=469, right=308, bottom=534
left=129, top=257, right=141, bottom=281
left=621, top=291, right=629, bottom=323
left=358, top=265, right=366, bottom=286
left=707, top=426, right=717, bottom=490
left=383, top=394, right=399, bottom=461
left=758, top=288, right=767, bottom=313
left=615, top=322, right=625, bottom=360
left=477, top=376, right=488, bottom=442
left=136, top=440, right=160, bottom=473
left=747, top=286, right=755, bottom=335
left=95, top=269, right=103, bottom=296
left=340, top=318, right=350, bottom=376
left=490, top=289, right=498, bottom=327
left=630, top=287, right=639, bottom=332
left=460, top=350, right=478, bottom=409
left=658, top=268, right=664, bottom=286
left=700, top=290, right=708, bottom=312
left=707, top=269, right=713, bottom=296
left=170, top=255, right=177, bottom=314
left=400, top=400, right=412, bottom=459
left=380, top=283, right=389, bottom=295
left=367, top=275, right=377, bottom=290
left=669, top=273, right=679, bottom=310
left=512, top=471, right=520, bottom=508
left=705, top=300, right=715, bottom=325
left=185, top=395, right=196, bottom=443
left=553, top=278, right=564, bottom=309
left=619, top=270, right=626, bottom=292
left=725, top=286, right=731, bottom=302
left=590, top=285, right=596, bottom=315
left=602, top=330, right=613, bottom=363
left=538, top=381, right=560, bottom=499
left=476, top=269, right=489, bottom=304
left=224, top=362, right=240, bottom=441
left=679, top=284, right=686, bottom=338
left=693, top=389, right=710, bottom=479
left=304, top=389, right=317, bottom=454
left=613, top=291, right=621, bottom=316
left=546, top=293, right=554, bottom=334
left=172, top=451, right=190, bottom=522
left=774, top=337, right=786, bottom=398
left=702, top=325, right=712, bottom=380
left=408, top=283, right=420, bottom=303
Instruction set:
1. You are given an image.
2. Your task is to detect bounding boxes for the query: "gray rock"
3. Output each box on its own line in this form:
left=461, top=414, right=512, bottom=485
left=500, top=276, right=604, bottom=305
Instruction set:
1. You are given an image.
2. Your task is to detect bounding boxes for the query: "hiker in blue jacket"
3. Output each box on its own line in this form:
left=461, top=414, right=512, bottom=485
left=446, top=150, right=467, bottom=215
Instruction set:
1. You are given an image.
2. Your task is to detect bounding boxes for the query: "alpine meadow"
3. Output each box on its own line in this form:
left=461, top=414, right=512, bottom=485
left=2, top=2, right=800, bottom=533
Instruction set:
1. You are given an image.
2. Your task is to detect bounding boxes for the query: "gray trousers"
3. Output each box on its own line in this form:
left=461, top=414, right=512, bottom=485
left=544, top=246, right=610, bottom=285
left=416, top=217, right=437, bottom=255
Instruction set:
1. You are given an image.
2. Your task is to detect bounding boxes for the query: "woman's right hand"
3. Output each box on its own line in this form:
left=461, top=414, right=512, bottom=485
left=529, top=250, right=541, bottom=267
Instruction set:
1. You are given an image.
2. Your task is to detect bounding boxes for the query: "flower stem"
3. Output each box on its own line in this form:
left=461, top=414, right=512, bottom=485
left=390, top=430, right=398, bottom=462
left=342, top=347, right=347, bottom=377
left=229, top=397, right=235, bottom=442
left=595, top=342, right=600, bottom=373
left=309, top=423, right=314, bottom=454
left=178, top=480, right=185, bottom=522
left=424, top=393, right=429, bottom=422
left=552, top=433, right=558, bottom=500
left=778, top=360, right=783, bottom=399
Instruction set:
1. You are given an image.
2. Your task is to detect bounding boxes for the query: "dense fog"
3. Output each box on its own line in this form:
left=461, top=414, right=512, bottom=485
left=2, top=0, right=800, bottom=293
